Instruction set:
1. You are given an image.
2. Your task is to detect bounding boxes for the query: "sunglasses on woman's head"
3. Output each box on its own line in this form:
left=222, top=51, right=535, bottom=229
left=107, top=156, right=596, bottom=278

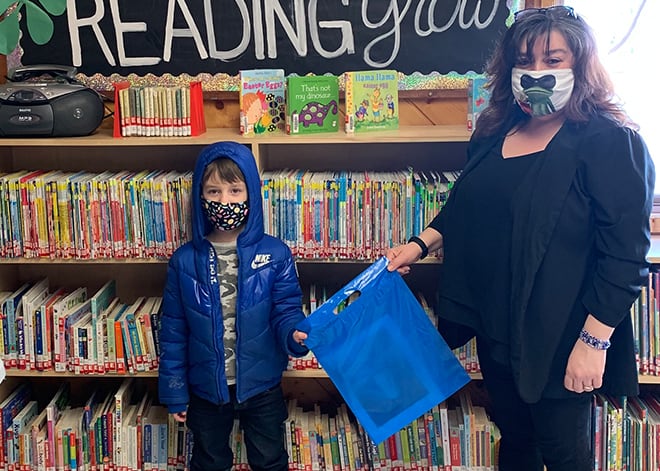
left=513, top=5, right=577, bottom=22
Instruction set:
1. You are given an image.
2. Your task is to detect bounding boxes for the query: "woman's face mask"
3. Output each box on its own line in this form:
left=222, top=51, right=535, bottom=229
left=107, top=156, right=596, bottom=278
left=511, top=67, right=574, bottom=117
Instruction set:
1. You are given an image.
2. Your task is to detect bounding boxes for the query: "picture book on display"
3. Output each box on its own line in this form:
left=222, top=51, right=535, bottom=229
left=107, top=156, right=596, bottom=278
left=285, top=75, right=339, bottom=134
left=344, top=69, right=399, bottom=133
left=467, top=76, right=489, bottom=132
left=239, top=69, right=286, bottom=136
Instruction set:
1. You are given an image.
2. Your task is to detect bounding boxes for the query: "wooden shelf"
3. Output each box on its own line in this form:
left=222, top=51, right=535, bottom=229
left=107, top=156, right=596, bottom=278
left=639, top=374, right=660, bottom=385
left=0, top=257, right=167, bottom=264
left=0, top=125, right=471, bottom=147
left=4, top=369, right=482, bottom=380
left=8, top=369, right=655, bottom=385
left=5, top=370, right=158, bottom=378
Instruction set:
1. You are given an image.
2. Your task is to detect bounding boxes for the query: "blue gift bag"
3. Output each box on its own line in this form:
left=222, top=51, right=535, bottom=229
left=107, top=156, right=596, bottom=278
left=296, top=257, right=471, bottom=444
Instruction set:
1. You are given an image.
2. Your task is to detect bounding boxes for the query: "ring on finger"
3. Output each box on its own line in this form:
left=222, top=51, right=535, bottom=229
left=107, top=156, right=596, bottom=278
left=583, top=386, right=594, bottom=392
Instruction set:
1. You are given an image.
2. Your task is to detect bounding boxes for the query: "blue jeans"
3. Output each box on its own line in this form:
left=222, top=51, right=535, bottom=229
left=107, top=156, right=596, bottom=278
left=186, top=385, right=289, bottom=471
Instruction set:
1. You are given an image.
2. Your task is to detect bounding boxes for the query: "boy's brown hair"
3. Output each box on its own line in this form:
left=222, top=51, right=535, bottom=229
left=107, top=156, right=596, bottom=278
left=203, top=158, right=245, bottom=184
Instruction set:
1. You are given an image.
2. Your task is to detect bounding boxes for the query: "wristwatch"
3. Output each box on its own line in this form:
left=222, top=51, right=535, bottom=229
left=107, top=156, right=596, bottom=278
left=408, top=236, right=428, bottom=259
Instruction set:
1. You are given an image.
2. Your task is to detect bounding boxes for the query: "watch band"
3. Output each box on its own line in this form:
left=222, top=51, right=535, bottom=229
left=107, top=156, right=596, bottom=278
left=408, top=236, right=429, bottom=260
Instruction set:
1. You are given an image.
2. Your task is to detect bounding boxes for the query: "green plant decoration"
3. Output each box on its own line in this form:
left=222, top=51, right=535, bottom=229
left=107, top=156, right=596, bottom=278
left=0, top=0, right=66, bottom=55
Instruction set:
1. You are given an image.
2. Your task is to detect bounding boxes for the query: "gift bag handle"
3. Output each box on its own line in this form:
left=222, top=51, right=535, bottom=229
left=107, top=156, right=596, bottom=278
left=297, top=256, right=390, bottom=332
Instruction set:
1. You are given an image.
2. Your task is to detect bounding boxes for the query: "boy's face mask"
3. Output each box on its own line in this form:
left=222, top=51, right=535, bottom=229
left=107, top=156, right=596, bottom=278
left=202, top=199, right=249, bottom=231
left=511, top=68, right=574, bottom=117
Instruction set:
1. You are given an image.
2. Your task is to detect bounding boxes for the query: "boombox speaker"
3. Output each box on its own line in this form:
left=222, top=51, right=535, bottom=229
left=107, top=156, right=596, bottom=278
left=0, top=65, right=105, bottom=138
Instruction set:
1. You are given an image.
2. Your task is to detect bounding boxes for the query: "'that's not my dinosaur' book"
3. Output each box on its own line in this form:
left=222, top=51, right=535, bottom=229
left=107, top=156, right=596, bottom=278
left=285, top=75, right=340, bottom=134
left=345, top=70, right=399, bottom=133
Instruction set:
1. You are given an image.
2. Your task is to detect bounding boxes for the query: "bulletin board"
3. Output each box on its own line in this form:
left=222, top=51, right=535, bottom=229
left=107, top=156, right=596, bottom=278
left=11, top=0, right=523, bottom=92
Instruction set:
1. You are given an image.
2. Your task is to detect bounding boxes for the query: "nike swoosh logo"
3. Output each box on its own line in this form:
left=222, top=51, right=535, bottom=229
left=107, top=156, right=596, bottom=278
left=251, top=260, right=271, bottom=270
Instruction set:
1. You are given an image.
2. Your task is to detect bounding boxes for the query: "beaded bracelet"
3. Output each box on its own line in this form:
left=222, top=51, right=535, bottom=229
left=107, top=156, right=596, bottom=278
left=579, top=329, right=611, bottom=350
left=408, top=236, right=429, bottom=260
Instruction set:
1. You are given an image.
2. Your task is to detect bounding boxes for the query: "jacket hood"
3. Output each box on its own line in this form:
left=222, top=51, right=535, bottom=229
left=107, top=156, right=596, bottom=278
left=192, top=141, right=264, bottom=247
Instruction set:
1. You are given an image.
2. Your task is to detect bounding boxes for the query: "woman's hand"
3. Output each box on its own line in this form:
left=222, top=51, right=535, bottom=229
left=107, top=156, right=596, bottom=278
left=386, top=242, right=423, bottom=275
left=564, top=339, right=607, bottom=394
left=387, top=229, right=442, bottom=274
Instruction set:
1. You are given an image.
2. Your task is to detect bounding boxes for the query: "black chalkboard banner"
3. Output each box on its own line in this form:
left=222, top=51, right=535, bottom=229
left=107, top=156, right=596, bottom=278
left=18, top=0, right=514, bottom=90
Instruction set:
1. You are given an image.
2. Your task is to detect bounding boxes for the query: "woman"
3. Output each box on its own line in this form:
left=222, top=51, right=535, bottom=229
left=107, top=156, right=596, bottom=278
left=387, top=6, right=655, bottom=471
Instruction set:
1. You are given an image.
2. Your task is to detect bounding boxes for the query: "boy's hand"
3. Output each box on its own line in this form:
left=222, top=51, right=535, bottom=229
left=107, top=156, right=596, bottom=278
left=293, top=330, right=308, bottom=346
left=172, top=411, right=187, bottom=423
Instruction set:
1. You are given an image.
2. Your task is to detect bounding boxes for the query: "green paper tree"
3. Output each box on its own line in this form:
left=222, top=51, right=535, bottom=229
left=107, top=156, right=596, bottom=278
left=0, top=0, right=66, bottom=55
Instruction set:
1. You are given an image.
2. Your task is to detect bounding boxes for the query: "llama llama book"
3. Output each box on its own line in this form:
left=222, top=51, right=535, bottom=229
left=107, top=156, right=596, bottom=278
left=239, top=69, right=286, bottom=136
left=344, top=69, right=399, bottom=133
left=285, top=75, right=340, bottom=134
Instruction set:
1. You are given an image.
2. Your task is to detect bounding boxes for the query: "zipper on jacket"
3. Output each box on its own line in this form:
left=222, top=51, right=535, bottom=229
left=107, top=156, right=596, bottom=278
left=207, top=243, right=227, bottom=403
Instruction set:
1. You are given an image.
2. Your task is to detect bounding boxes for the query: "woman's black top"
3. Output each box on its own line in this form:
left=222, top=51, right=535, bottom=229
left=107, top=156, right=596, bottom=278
left=454, top=144, right=540, bottom=362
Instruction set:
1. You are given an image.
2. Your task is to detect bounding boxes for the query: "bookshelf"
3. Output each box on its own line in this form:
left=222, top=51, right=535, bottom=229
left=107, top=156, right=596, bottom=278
left=0, top=123, right=653, bottom=471
left=0, top=124, right=469, bottom=398
left=0, top=126, right=656, bottom=384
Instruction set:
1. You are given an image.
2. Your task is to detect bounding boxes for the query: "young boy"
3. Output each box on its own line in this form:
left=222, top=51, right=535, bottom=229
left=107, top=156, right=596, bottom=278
left=158, top=141, right=308, bottom=471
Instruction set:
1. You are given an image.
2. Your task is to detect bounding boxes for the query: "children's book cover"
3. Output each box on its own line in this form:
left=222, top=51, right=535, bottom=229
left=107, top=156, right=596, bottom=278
left=345, top=69, right=399, bottom=133
left=467, top=77, right=489, bottom=132
left=239, top=69, right=286, bottom=136
left=285, top=75, right=339, bottom=134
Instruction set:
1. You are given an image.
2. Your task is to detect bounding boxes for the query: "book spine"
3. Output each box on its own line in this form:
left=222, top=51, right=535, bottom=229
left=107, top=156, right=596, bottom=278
left=114, top=320, right=126, bottom=375
left=345, top=73, right=355, bottom=133
left=16, top=316, right=26, bottom=370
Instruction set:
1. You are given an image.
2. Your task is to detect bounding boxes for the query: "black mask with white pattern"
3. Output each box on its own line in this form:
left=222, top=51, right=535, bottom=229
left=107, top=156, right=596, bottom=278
left=202, top=198, right=249, bottom=231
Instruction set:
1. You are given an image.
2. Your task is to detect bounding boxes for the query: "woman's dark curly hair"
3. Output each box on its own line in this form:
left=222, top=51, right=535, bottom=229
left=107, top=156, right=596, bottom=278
left=475, top=8, right=634, bottom=138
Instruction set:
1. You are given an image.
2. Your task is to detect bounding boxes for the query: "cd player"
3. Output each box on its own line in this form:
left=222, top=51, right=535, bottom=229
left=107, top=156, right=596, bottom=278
left=0, top=65, right=105, bottom=137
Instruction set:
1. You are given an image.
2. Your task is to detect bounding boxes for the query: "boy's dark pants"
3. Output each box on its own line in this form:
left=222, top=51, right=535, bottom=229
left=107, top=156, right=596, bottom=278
left=186, top=385, right=289, bottom=471
left=477, top=338, right=593, bottom=471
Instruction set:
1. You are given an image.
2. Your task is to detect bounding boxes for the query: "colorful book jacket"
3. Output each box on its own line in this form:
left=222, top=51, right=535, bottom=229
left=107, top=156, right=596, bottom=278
left=239, top=69, right=286, bottom=136
left=467, top=76, right=489, bottom=132
left=344, top=69, right=399, bottom=133
left=285, top=75, right=339, bottom=134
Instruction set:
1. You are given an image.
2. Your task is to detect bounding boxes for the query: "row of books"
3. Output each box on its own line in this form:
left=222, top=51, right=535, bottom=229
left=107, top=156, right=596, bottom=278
left=262, top=170, right=459, bottom=260
left=3, top=257, right=654, bottom=379
left=4, top=272, right=482, bottom=378
left=0, top=376, right=651, bottom=471
left=113, top=69, right=484, bottom=137
left=632, top=271, right=660, bottom=376
left=239, top=69, right=399, bottom=136
left=0, top=376, right=498, bottom=471
left=117, top=86, right=191, bottom=137
left=0, top=169, right=193, bottom=260
left=286, top=391, right=660, bottom=471
left=285, top=394, right=498, bottom=471
left=0, top=379, right=188, bottom=471
left=0, top=167, right=458, bottom=261
left=112, top=82, right=206, bottom=138
left=594, top=393, right=660, bottom=471
left=0, top=279, right=162, bottom=375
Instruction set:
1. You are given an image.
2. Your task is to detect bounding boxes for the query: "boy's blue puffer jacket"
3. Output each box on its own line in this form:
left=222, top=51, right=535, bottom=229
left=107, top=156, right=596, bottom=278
left=158, top=141, right=307, bottom=411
